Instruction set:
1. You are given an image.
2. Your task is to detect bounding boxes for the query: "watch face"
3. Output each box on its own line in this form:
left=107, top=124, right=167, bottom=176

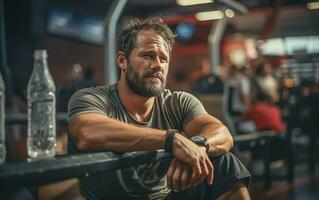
left=191, top=136, right=209, bottom=151
left=191, top=136, right=206, bottom=142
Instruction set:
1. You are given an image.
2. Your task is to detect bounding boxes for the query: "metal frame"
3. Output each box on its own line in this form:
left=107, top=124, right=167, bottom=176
left=5, top=113, right=67, bottom=125
left=104, top=0, right=127, bottom=85
left=0, top=131, right=276, bottom=191
left=208, top=17, right=228, bottom=74
left=215, top=0, right=248, bottom=14
left=0, top=150, right=172, bottom=190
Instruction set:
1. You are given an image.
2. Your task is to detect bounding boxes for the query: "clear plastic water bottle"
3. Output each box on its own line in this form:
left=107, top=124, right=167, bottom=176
left=0, top=72, right=5, bottom=164
left=27, top=49, right=56, bottom=160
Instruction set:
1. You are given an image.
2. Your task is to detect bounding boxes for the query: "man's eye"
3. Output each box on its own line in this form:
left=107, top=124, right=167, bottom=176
left=160, top=57, right=168, bottom=63
left=142, top=54, right=152, bottom=59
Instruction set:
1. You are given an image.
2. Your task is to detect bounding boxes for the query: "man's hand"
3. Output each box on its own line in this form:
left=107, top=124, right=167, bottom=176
left=166, top=159, right=192, bottom=191
left=170, top=133, right=214, bottom=189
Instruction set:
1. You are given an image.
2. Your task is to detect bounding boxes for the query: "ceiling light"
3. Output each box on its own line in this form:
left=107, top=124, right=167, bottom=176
left=307, top=2, right=319, bottom=10
left=195, top=10, right=224, bottom=21
left=176, top=0, right=213, bottom=6
left=225, top=9, right=235, bottom=18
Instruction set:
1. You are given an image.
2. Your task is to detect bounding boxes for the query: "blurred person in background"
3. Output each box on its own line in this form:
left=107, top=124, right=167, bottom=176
left=252, top=58, right=279, bottom=103
left=57, top=64, right=96, bottom=113
left=225, top=48, right=251, bottom=117
left=226, top=64, right=251, bottom=117
left=188, top=58, right=211, bottom=85
left=240, top=87, right=285, bottom=133
left=71, top=65, right=97, bottom=91
left=239, top=85, right=287, bottom=165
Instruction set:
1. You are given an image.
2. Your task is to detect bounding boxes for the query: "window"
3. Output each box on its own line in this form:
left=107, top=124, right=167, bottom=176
left=260, top=35, right=319, bottom=56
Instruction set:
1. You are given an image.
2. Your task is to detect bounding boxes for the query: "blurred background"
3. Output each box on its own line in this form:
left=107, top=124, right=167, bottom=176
left=1, top=0, right=319, bottom=199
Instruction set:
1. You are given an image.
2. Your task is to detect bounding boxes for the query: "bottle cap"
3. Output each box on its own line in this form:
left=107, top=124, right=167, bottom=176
left=33, top=49, right=48, bottom=59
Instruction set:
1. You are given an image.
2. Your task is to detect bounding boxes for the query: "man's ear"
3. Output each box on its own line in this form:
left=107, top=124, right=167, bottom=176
left=116, top=51, right=127, bottom=72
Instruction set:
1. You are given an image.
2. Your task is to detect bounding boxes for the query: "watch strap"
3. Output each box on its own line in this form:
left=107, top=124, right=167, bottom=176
left=164, top=129, right=177, bottom=153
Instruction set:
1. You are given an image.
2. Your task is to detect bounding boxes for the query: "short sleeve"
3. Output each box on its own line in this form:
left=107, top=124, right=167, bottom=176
left=176, top=92, right=207, bottom=129
left=67, top=87, right=108, bottom=123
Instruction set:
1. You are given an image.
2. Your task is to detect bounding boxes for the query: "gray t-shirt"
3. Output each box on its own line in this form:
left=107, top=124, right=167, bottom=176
left=68, top=83, right=207, bottom=200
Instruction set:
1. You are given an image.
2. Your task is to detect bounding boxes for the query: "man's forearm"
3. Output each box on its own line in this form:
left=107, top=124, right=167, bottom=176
left=69, top=113, right=167, bottom=153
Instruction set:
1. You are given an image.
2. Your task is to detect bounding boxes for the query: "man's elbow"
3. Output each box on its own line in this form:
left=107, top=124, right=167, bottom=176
left=76, top=132, right=91, bottom=151
left=69, top=124, right=92, bottom=151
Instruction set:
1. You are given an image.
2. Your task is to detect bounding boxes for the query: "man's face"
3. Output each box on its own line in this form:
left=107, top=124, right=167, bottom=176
left=124, top=30, right=170, bottom=97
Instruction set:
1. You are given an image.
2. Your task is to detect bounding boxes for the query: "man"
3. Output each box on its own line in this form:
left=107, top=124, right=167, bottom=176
left=68, top=17, right=251, bottom=200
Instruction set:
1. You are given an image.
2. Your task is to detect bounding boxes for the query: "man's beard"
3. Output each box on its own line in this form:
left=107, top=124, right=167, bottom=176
left=125, top=63, right=166, bottom=97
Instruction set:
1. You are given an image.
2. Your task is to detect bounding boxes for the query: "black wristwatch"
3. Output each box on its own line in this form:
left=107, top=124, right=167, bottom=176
left=190, top=135, right=209, bottom=152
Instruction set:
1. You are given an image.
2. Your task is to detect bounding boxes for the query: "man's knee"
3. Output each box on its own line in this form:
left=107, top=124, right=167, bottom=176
left=209, top=152, right=251, bottom=200
left=217, top=181, right=250, bottom=200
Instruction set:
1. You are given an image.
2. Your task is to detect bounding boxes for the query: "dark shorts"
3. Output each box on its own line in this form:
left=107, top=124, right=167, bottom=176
left=164, top=152, right=251, bottom=200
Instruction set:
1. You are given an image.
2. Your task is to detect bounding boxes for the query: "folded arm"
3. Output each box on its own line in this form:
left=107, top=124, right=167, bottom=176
left=69, top=112, right=233, bottom=192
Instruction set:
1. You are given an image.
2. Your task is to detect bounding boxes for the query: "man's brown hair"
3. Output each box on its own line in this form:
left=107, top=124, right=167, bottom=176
left=116, top=17, right=176, bottom=58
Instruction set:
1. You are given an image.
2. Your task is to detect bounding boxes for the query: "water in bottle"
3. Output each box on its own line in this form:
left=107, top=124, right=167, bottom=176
left=0, top=72, right=5, bottom=163
left=27, top=49, right=56, bottom=160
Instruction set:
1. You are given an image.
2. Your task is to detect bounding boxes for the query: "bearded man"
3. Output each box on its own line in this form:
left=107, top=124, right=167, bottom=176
left=68, top=17, right=251, bottom=200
